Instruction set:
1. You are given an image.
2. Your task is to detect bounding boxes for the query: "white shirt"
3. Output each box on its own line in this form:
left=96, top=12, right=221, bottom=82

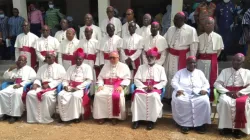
left=121, top=22, right=140, bottom=38
left=100, top=17, right=122, bottom=37
left=79, top=25, right=102, bottom=41
left=138, top=25, right=151, bottom=39
left=55, top=30, right=77, bottom=43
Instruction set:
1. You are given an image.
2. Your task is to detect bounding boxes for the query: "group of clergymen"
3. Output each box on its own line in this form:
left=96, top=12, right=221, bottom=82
left=0, top=6, right=250, bottom=139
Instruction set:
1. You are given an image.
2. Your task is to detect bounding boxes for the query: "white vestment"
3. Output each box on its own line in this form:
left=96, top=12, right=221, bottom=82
left=26, top=63, right=66, bottom=123
left=171, top=68, right=211, bottom=127
left=197, top=32, right=224, bottom=80
left=100, top=17, right=122, bottom=37
left=79, top=25, right=102, bottom=41
left=138, top=25, right=151, bottom=39
left=93, top=62, right=131, bottom=120
left=58, top=38, right=80, bottom=70
left=132, top=64, right=167, bottom=122
left=121, top=22, right=140, bottom=38
left=97, top=35, right=123, bottom=65
left=14, top=32, right=39, bottom=67
left=164, top=24, right=199, bottom=98
left=142, top=34, right=168, bottom=65
left=54, top=30, right=77, bottom=43
left=58, top=63, right=93, bottom=121
left=0, top=65, right=36, bottom=117
left=214, top=68, right=250, bottom=134
left=34, top=36, right=60, bottom=67
left=120, top=33, right=143, bottom=77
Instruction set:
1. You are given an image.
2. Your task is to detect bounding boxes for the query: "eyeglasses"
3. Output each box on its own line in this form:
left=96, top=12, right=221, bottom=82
left=109, top=57, right=118, bottom=60
left=126, top=13, right=131, bottom=16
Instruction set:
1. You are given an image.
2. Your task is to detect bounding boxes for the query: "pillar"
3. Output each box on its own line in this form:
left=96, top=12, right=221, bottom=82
left=12, top=0, right=27, bottom=20
left=171, top=0, right=183, bottom=26
left=98, top=0, right=110, bottom=26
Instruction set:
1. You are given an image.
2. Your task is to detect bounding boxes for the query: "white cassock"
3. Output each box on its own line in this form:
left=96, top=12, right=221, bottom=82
left=100, top=17, right=122, bottom=37
left=34, top=36, right=60, bottom=67
left=93, top=62, right=131, bottom=120
left=14, top=32, right=39, bottom=68
left=197, top=32, right=224, bottom=89
left=97, top=35, right=123, bottom=65
left=214, top=68, right=250, bottom=134
left=26, top=63, right=66, bottom=123
left=121, top=22, right=140, bottom=38
left=142, top=34, right=168, bottom=65
left=58, top=38, right=80, bottom=70
left=120, top=33, right=143, bottom=77
left=164, top=24, right=199, bottom=98
left=79, top=25, right=102, bottom=41
left=171, top=68, right=211, bottom=127
left=77, top=38, right=99, bottom=93
left=131, top=64, right=167, bottom=122
left=0, top=65, right=36, bottom=117
left=138, top=25, right=151, bottom=39
left=58, top=63, right=93, bottom=121
left=54, top=30, right=77, bottom=43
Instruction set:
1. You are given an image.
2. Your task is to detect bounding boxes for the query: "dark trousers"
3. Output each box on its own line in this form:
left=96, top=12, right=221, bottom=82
left=0, top=40, right=11, bottom=60
left=10, top=36, right=17, bottom=59
left=30, top=23, right=42, bottom=37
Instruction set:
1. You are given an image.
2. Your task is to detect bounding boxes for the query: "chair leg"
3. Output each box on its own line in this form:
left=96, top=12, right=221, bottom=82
left=212, top=104, right=217, bottom=121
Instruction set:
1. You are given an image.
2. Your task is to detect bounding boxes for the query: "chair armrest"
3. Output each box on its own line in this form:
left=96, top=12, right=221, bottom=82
left=130, top=84, right=136, bottom=94
left=213, top=88, right=221, bottom=104
left=23, top=82, right=33, bottom=92
left=56, top=83, right=63, bottom=94
left=1, top=82, right=14, bottom=90
left=161, top=88, right=166, bottom=100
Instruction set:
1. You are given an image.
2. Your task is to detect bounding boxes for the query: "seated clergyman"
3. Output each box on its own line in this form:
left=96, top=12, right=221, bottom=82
left=214, top=53, right=250, bottom=139
left=171, top=56, right=211, bottom=134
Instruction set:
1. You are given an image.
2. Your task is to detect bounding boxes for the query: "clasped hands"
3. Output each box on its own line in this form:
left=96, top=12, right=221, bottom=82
left=97, top=86, right=123, bottom=93
left=143, top=85, right=155, bottom=92
left=64, top=86, right=79, bottom=92
left=226, top=91, right=242, bottom=99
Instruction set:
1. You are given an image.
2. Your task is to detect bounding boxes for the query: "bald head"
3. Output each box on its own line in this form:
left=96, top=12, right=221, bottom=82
left=85, top=26, right=93, bottom=40
left=128, top=22, right=136, bottom=35
left=22, top=21, right=30, bottom=34
left=126, top=9, right=134, bottom=22
left=151, top=22, right=160, bottom=36
left=143, top=14, right=152, bottom=27
left=106, top=6, right=114, bottom=19
left=109, top=51, right=119, bottom=65
left=66, top=28, right=75, bottom=41
left=85, top=14, right=93, bottom=26
left=106, top=23, right=115, bottom=37
left=16, top=55, right=27, bottom=69
left=42, top=25, right=50, bottom=38
left=204, top=17, right=215, bottom=34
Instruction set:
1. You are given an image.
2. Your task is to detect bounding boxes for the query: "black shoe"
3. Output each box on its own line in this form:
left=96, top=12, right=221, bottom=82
left=0, top=115, right=10, bottom=121
left=196, top=125, right=206, bottom=134
left=181, top=127, right=189, bottom=134
left=233, top=129, right=242, bottom=139
left=146, top=121, right=154, bottom=130
left=74, top=118, right=81, bottom=123
left=219, top=128, right=232, bottom=135
left=8, top=117, right=16, bottom=124
left=132, top=121, right=139, bottom=129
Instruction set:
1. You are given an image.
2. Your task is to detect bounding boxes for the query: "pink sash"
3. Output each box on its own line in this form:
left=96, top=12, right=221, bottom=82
left=168, top=48, right=190, bottom=70
left=132, top=79, right=161, bottom=101
left=69, top=81, right=91, bottom=119
left=103, top=78, right=123, bottom=116
left=226, top=86, right=248, bottom=128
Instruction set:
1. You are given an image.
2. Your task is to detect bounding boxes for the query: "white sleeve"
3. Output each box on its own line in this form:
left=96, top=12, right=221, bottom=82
left=134, top=66, right=147, bottom=88
left=48, top=65, right=66, bottom=89
left=171, top=70, right=184, bottom=91
left=214, top=69, right=229, bottom=94
left=153, top=67, right=167, bottom=89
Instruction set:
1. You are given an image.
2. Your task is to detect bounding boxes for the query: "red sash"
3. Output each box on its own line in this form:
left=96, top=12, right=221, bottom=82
left=85, top=54, right=96, bottom=61
left=124, top=49, right=141, bottom=75
left=69, top=81, right=91, bottom=119
left=104, top=52, right=109, bottom=60
left=19, top=46, right=36, bottom=68
left=132, top=79, right=161, bottom=101
left=226, top=86, right=248, bottom=128
left=103, top=78, right=123, bottom=116
left=62, top=54, right=76, bottom=65
left=168, top=48, right=190, bottom=70
left=198, top=53, right=218, bottom=101
left=37, top=82, right=56, bottom=101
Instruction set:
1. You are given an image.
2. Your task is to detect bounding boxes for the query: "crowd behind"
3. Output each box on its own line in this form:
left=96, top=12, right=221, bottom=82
left=0, top=0, right=250, bottom=139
